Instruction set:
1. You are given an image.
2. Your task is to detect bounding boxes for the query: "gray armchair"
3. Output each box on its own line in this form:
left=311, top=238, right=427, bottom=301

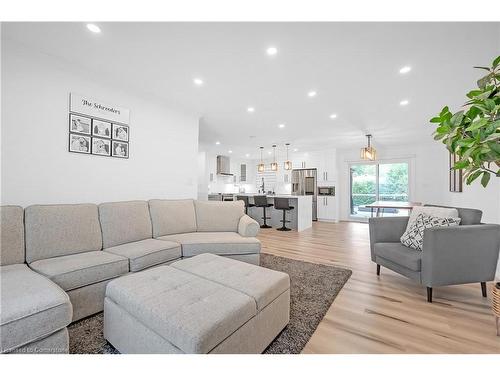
left=369, top=206, right=500, bottom=302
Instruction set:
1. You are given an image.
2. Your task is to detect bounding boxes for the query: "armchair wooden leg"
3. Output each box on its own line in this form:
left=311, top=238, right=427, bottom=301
left=427, top=287, right=433, bottom=303
left=481, top=282, right=487, bottom=298
left=376, top=264, right=380, bottom=276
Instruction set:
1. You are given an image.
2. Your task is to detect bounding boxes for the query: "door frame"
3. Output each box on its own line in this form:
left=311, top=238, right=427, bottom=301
left=347, top=157, right=414, bottom=222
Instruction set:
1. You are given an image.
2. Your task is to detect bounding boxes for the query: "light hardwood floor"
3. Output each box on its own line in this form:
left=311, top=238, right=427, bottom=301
left=257, top=221, right=500, bottom=353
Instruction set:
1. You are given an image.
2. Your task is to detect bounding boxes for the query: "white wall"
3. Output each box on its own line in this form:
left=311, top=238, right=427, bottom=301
left=1, top=41, right=200, bottom=206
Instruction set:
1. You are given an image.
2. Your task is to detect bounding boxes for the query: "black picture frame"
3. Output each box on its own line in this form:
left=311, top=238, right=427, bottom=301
left=112, top=123, right=129, bottom=142
left=69, top=113, right=92, bottom=135
left=69, top=133, right=91, bottom=154
left=91, top=119, right=112, bottom=139
left=449, top=152, right=463, bottom=192
left=111, top=140, right=129, bottom=159
left=91, top=137, right=112, bottom=157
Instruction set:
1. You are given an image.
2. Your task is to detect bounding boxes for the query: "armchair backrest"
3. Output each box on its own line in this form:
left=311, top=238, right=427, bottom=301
left=424, top=204, right=482, bottom=225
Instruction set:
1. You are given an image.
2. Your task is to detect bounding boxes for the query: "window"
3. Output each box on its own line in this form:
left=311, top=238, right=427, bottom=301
left=350, top=162, right=409, bottom=219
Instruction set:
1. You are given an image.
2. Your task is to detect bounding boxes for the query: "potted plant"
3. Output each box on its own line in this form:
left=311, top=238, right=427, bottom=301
left=429, top=55, right=500, bottom=187
left=494, top=282, right=500, bottom=336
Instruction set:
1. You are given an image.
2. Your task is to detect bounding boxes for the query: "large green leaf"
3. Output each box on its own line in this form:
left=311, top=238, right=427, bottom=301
left=493, top=55, right=500, bottom=68
left=450, top=111, right=464, bottom=126
left=481, top=171, right=491, bottom=187
left=465, top=118, right=489, bottom=131
left=488, top=141, right=500, bottom=154
left=466, top=170, right=483, bottom=184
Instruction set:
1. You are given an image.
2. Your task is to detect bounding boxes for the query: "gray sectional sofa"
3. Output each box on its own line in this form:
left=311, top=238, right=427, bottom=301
left=0, top=199, right=261, bottom=353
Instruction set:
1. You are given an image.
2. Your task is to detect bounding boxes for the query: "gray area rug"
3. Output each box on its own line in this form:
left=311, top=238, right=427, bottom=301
left=68, top=253, right=352, bottom=354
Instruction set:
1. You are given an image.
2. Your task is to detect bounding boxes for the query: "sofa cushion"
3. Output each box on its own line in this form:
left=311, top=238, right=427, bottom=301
left=194, top=200, right=245, bottom=232
left=157, top=232, right=261, bottom=257
left=29, top=251, right=128, bottom=291
left=99, top=201, right=153, bottom=248
left=105, top=265, right=256, bottom=353
left=0, top=264, right=72, bottom=353
left=149, top=199, right=197, bottom=237
left=25, top=204, right=102, bottom=263
left=172, top=253, right=289, bottom=311
left=0, top=205, right=25, bottom=266
left=374, top=242, right=422, bottom=271
left=104, top=239, right=181, bottom=272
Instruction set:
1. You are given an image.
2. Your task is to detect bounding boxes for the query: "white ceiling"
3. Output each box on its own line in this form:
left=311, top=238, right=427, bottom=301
left=3, top=22, right=500, bottom=158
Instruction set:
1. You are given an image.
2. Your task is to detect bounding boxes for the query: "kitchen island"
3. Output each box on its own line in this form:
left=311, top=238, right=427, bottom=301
left=237, top=194, right=313, bottom=232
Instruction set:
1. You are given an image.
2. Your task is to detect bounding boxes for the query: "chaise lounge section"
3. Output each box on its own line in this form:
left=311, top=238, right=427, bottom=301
left=0, top=206, right=72, bottom=354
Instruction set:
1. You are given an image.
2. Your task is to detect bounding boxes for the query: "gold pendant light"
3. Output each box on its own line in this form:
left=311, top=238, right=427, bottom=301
left=258, top=147, right=265, bottom=172
left=360, top=134, right=377, bottom=161
left=270, top=144, right=278, bottom=171
left=284, top=143, right=292, bottom=170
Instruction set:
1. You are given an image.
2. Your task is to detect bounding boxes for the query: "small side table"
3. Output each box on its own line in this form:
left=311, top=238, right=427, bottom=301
left=493, top=282, right=500, bottom=336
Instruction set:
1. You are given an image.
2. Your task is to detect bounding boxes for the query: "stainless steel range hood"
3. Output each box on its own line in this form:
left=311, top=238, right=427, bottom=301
left=216, top=155, right=233, bottom=175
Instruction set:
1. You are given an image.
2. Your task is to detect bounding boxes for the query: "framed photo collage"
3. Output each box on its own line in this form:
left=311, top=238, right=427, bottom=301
left=69, top=113, right=129, bottom=159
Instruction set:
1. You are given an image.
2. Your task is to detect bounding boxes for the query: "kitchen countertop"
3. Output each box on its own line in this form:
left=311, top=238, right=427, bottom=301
left=211, top=193, right=311, bottom=199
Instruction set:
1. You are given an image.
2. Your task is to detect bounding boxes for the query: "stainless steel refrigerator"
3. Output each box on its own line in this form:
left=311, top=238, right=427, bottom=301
left=291, top=168, right=317, bottom=221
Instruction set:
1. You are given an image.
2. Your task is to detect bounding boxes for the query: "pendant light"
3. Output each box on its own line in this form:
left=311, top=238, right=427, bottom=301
left=270, top=144, right=278, bottom=171
left=360, top=134, right=377, bottom=161
left=284, top=143, right=292, bottom=170
left=258, top=147, right=265, bottom=172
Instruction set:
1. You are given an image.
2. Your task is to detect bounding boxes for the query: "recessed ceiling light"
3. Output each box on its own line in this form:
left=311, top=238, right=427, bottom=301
left=308, top=91, right=317, bottom=98
left=245, top=154, right=250, bottom=157
left=399, top=66, right=412, bottom=74
left=266, top=46, right=278, bottom=56
left=86, top=24, right=101, bottom=33
left=228, top=150, right=233, bottom=154
left=193, top=78, right=204, bottom=86
left=329, top=113, right=338, bottom=119
left=215, top=141, right=220, bottom=145
left=293, top=148, right=298, bottom=152
left=400, top=99, right=409, bottom=106
left=247, top=107, right=255, bottom=113
left=278, top=124, right=285, bottom=128
left=268, top=151, right=272, bottom=155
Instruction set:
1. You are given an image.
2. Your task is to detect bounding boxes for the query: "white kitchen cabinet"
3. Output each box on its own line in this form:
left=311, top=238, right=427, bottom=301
left=317, top=196, right=336, bottom=221
left=316, top=150, right=336, bottom=185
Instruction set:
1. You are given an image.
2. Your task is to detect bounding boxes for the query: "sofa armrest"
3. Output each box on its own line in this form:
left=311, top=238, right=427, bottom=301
left=421, top=224, right=500, bottom=287
left=238, top=215, right=260, bottom=237
left=368, top=216, right=409, bottom=261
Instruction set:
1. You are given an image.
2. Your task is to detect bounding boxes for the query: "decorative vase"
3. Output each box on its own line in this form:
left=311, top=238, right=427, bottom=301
left=493, top=282, right=500, bottom=336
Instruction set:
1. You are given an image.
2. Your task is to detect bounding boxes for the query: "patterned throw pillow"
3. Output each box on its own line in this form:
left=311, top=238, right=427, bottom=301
left=400, top=213, right=461, bottom=251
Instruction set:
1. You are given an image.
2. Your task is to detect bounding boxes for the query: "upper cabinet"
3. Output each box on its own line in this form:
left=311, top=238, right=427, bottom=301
left=317, top=150, right=337, bottom=185
left=291, top=150, right=337, bottom=185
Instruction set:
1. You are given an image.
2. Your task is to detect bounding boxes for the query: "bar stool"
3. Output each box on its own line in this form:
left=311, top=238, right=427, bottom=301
left=274, top=197, right=294, bottom=231
left=236, top=195, right=255, bottom=215
left=253, top=195, right=273, bottom=228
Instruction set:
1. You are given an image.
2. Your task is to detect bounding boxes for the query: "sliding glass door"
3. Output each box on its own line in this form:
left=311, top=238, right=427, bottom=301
left=350, top=162, right=409, bottom=219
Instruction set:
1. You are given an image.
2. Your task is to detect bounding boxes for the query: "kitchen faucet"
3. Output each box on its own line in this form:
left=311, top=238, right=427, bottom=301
left=260, top=178, right=265, bottom=193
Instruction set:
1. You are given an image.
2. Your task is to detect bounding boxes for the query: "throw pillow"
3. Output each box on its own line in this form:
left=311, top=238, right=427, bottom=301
left=406, top=206, right=459, bottom=230
left=401, top=213, right=461, bottom=251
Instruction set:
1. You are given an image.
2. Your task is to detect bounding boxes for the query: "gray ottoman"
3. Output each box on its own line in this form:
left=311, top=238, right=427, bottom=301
left=104, top=253, right=290, bottom=353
